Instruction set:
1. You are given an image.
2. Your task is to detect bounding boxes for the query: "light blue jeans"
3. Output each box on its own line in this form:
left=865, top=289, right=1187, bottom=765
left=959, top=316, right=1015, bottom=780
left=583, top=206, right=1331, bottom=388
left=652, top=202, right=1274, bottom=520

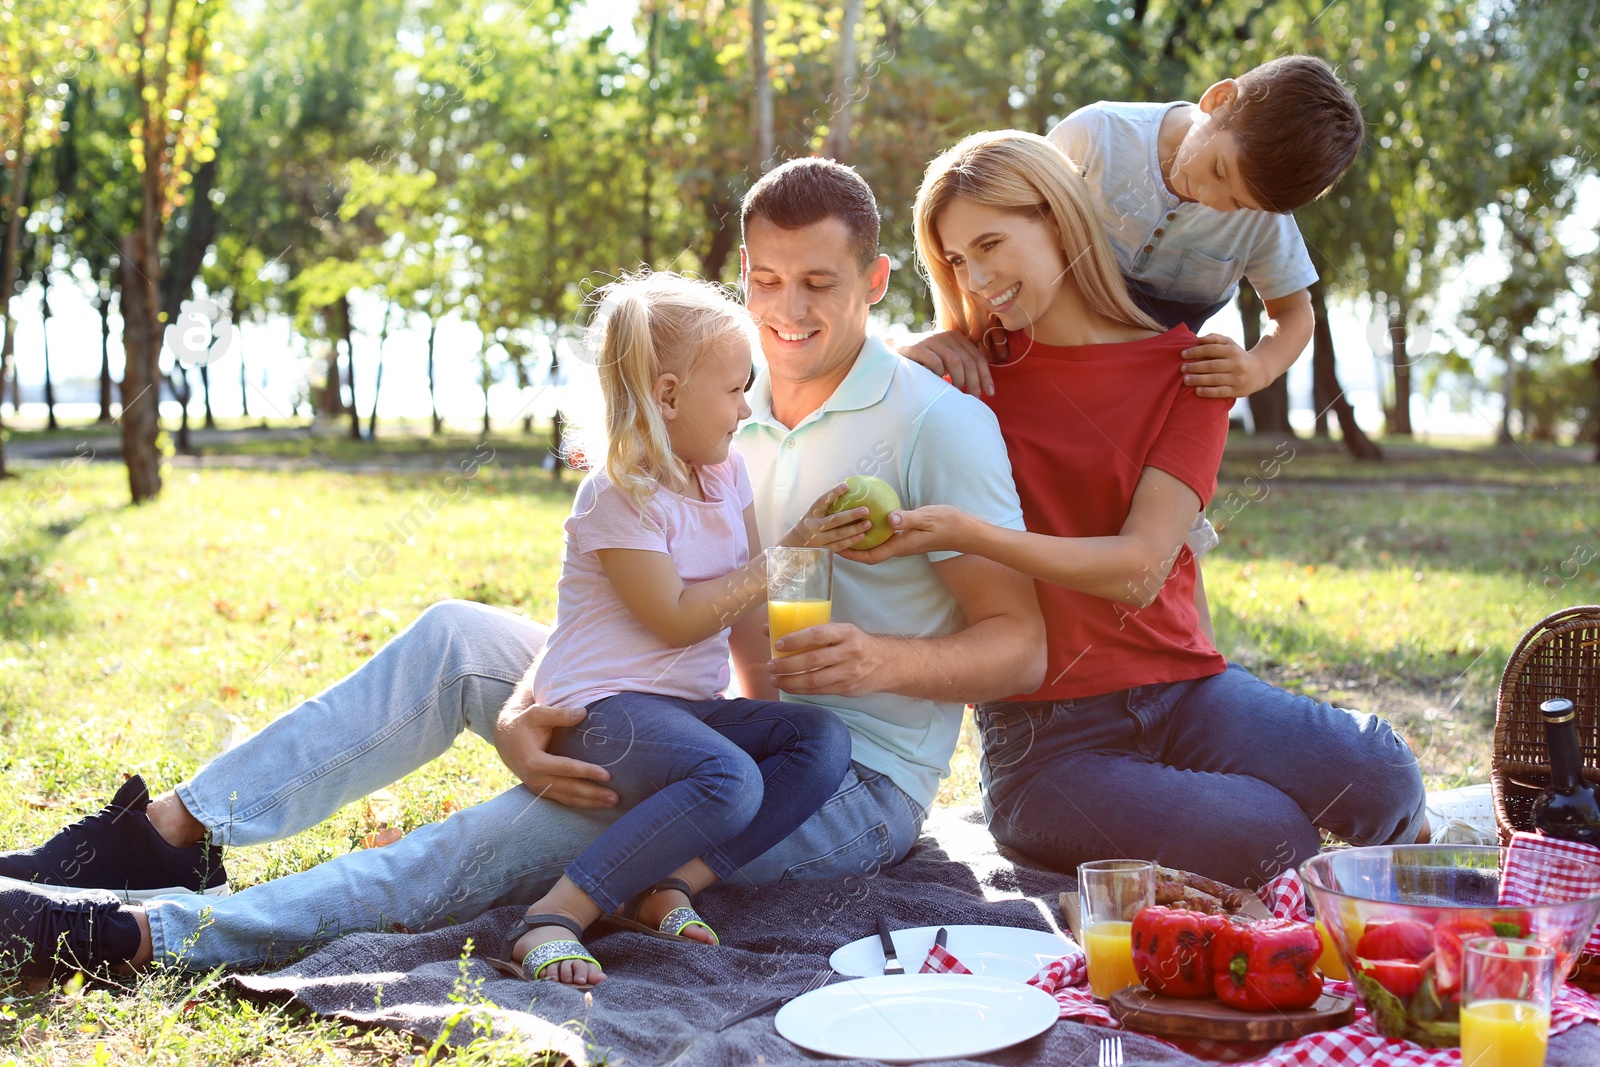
left=144, top=600, right=926, bottom=970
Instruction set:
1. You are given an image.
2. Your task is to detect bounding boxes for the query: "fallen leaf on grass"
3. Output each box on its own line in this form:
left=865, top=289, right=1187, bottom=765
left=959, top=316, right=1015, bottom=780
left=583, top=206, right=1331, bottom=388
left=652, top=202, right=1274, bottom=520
left=22, top=795, right=60, bottom=809
left=362, top=827, right=405, bottom=849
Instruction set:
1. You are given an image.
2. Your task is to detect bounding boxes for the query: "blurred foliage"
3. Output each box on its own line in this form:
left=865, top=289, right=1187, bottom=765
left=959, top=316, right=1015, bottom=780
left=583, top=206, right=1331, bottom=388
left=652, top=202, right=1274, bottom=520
left=2, top=0, right=1598, bottom=471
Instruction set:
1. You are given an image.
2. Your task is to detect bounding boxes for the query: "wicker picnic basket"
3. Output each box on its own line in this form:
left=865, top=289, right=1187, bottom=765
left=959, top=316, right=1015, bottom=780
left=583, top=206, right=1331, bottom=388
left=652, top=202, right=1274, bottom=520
left=1490, top=604, right=1600, bottom=991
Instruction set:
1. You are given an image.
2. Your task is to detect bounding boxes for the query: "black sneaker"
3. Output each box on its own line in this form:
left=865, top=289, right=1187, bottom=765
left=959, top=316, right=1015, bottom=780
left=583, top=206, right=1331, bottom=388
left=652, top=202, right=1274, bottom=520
left=0, top=877, right=142, bottom=977
left=0, top=776, right=230, bottom=902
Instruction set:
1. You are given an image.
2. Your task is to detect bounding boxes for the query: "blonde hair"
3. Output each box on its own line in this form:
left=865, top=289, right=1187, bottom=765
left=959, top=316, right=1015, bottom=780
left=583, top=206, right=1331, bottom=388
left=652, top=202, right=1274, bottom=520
left=912, top=130, right=1162, bottom=350
left=584, top=270, right=755, bottom=511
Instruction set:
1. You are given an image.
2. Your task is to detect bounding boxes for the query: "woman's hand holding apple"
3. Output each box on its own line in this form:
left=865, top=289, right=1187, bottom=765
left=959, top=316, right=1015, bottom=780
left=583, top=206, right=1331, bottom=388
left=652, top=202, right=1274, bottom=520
left=839, top=504, right=971, bottom=564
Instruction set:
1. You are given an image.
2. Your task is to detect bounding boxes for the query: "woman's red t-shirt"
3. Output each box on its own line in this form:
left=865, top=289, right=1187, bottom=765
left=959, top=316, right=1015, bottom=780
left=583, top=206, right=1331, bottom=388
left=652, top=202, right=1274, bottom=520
left=981, top=326, right=1232, bottom=701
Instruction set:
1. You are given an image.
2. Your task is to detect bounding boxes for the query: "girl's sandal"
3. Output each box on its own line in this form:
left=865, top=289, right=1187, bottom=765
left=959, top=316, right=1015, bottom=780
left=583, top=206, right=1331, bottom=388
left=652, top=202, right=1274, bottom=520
left=485, top=912, right=602, bottom=982
left=601, top=877, right=720, bottom=945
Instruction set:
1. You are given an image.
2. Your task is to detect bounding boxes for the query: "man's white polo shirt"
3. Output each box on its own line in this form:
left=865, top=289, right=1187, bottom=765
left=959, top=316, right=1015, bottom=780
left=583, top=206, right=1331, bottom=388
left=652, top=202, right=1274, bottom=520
left=736, top=335, right=1025, bottom=810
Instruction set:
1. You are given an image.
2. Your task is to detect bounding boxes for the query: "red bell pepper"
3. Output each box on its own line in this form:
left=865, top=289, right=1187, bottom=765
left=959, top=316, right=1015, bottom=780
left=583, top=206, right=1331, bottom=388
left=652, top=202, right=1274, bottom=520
left=1131, top=906, right=1231, bottom=998
left=1212, top=918, right=1324, bottom=1011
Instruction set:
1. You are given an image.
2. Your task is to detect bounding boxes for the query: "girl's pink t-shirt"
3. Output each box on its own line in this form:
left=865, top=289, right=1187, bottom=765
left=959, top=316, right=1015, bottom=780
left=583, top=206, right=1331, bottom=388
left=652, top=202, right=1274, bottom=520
left=532, top=451, right=755, bottom=709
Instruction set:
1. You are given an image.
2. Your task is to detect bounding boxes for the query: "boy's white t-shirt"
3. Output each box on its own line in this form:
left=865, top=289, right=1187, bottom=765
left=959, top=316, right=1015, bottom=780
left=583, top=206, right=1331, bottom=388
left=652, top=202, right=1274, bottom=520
left=533, top=453, right=754, bottom=710
left=1048, top=101, right=1318, bottom=304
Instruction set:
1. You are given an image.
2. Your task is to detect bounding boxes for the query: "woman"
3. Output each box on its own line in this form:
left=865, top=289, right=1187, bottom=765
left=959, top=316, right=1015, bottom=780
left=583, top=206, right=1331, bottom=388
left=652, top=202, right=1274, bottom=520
left=850, top=130, right=1424, bottom=889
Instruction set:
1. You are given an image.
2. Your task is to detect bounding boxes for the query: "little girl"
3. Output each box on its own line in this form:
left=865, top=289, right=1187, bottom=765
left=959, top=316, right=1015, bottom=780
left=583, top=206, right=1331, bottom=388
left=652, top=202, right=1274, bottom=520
left=500, top=271, right=870, bottom=986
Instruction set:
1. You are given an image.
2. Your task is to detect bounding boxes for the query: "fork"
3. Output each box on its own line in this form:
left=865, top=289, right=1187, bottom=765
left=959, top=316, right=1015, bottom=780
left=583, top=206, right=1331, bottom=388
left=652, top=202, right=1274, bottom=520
left=714, top=967, right=835, bottom=1031
left=1097, top=1033, right=1123, bottom=1067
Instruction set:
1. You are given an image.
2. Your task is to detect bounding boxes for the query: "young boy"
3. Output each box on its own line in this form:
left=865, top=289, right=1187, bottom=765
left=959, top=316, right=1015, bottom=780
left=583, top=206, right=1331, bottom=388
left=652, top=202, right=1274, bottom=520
left=1046, top=54, right=1361, bottom=397
left=902, top=55, right=1364, bottom=640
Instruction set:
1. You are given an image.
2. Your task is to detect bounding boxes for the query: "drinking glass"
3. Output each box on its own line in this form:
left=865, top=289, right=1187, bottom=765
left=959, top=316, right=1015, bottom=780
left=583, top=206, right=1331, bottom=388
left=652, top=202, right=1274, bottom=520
left=766, top=547, right=832, bottom=659
left=1460, top=936, right=1556, bottom=1067
left=1077, top=858, right=1155, bottom=1000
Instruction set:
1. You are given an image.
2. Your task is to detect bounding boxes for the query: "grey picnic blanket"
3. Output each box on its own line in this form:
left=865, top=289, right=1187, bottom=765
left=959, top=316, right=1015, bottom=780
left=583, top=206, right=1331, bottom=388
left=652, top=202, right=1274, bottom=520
left=232, top=806, right=1600, bottom=1066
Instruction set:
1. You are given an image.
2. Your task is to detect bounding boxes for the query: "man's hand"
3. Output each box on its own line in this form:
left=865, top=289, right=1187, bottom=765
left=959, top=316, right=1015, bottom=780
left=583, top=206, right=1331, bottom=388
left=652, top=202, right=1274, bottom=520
left=895, top=331, right=994, bottom=397
left=768, top=623, right=888, bottom=698
left=493, top=685, right=619, bottom=810
left=1181, top=334, right=1271, bottom=399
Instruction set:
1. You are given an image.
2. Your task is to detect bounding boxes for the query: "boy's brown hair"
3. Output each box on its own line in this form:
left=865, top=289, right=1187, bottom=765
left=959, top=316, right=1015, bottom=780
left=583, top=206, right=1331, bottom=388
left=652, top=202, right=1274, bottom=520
left=1221, top=55, right=1364, bottom=213
left=740, top=157, right=881, bottom=269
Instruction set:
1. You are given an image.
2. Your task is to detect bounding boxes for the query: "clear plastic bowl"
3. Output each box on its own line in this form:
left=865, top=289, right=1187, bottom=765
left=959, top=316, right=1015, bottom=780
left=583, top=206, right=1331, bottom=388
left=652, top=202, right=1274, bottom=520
left=1301, top=844, right=1600, bottom=1047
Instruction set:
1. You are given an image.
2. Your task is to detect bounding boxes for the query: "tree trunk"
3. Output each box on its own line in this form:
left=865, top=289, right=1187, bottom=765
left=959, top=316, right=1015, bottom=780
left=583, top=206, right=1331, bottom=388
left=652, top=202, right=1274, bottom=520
left=0, top=318, right=11, bottom=475
left=550, top=407, right=565, bottom=484
left=119, top=233, right=163, bottom=502
left=1591, top=350, right=1599, bottom=463
left=750, top=0, right=773, bottom=171
left=40, top=268, right=57, bottom=430
left=824, top=0, right=865, bottom=161
left=480, top=344, right=492, bottom=439
left=367, top=302, right=391, bottom=440
left=701, top=185, right=738, bottom=282
left=426, top=318, right=441, bottom=435
left=97, top=285, right=115, bottom=422
left=1239, top=282, right=1293, bottom=437
left=1499, top=350, right=1516, bottom=444
left=234, top=292, right=249, bottom=420
left=172, top=369, right=194, bottom=454
left=1309, top=279, right=1382, bottom=461
left=1387, top=297, right=1413, bottom=437
left=200, top=363, right=214, bottom=429
left=159, top=158, right=219, bottom=327
left=336, top=295, right=360, bottom=441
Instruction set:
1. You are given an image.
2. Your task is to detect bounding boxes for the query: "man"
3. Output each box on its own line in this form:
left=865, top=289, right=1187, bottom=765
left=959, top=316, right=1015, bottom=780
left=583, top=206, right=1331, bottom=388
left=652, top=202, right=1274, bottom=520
left=0, top=158, right=1045, bottom=976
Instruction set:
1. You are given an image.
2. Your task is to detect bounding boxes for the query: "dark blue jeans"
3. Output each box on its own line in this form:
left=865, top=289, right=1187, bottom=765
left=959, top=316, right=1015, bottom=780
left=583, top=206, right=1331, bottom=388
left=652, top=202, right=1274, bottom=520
left=551, top=693, right=854, bottom=913
left=977, top=663, right=1426, bottom=892
left=1123, top=275, right=1232, bottom=334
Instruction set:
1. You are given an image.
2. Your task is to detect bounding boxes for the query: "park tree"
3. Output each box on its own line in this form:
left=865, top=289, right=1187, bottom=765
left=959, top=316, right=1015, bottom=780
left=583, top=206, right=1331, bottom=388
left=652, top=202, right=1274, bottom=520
left=105, top=0, right=229, bottom=502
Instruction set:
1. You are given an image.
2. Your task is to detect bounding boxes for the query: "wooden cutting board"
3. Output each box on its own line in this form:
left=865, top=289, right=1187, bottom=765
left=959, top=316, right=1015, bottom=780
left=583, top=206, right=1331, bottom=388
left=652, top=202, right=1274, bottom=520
left=1110, top=986, right=1356, bottom=1042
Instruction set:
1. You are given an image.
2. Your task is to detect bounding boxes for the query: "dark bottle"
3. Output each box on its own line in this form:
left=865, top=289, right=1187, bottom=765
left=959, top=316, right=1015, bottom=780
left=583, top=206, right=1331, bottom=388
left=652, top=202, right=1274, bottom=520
left=1533, top=698, right=1600, bottom=846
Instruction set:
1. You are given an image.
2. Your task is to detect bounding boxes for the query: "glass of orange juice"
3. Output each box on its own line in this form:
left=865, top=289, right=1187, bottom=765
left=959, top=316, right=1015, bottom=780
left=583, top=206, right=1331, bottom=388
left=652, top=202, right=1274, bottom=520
left=1461, top=936, right=1555, bottom=1067
left=1077, top=859, right=1154, bottom=1001
left=766, top=547, right=832, bottom=660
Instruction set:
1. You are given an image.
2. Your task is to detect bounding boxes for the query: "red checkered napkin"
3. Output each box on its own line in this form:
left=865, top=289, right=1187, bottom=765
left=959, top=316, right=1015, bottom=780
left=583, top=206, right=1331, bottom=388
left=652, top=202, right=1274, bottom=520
left=1501, top=831, right=1600, bottom=956
left=918, top=940, right=971, bottom=975
left=1258, top=869, right=1312, bottom=921
left=916, top=937, right=1116, bottom=1026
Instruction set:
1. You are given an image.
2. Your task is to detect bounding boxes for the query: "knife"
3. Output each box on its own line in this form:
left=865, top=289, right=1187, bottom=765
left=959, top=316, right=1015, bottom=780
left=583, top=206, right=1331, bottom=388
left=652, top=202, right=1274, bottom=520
left=878, top=915, right=904, bottom=975
left=934, top=926, right=948, bottom=952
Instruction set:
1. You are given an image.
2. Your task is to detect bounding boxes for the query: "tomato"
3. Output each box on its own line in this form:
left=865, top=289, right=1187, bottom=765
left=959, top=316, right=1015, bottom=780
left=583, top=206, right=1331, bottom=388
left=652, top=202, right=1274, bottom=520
left=1356, top=919, right=1433, bottom=963
left=1431, top=917, right=1496, bottom=996
left=1355, top=956, right=1427, bottom=999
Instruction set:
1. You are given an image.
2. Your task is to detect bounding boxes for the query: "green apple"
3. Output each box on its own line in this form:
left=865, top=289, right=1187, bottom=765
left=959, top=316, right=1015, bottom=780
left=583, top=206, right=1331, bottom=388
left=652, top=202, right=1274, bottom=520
left=828, top=474, right=902, bottom=550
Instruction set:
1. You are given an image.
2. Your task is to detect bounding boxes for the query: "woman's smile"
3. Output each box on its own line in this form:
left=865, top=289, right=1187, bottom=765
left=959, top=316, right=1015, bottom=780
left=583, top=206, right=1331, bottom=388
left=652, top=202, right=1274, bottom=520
left=986, top=282, right=1021, bottom=311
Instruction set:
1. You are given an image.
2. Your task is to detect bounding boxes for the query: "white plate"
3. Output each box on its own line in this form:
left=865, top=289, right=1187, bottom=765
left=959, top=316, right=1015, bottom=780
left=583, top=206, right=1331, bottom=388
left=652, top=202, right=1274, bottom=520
left=775, top=973, right=1059, bottom=1063
left=829, top=924, right=1073, bottom=983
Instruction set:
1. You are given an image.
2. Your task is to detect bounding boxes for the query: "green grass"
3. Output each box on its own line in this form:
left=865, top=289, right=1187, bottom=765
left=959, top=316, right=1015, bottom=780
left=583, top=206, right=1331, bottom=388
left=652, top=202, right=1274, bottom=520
left=0, top=435, right=1595, bottom=1061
